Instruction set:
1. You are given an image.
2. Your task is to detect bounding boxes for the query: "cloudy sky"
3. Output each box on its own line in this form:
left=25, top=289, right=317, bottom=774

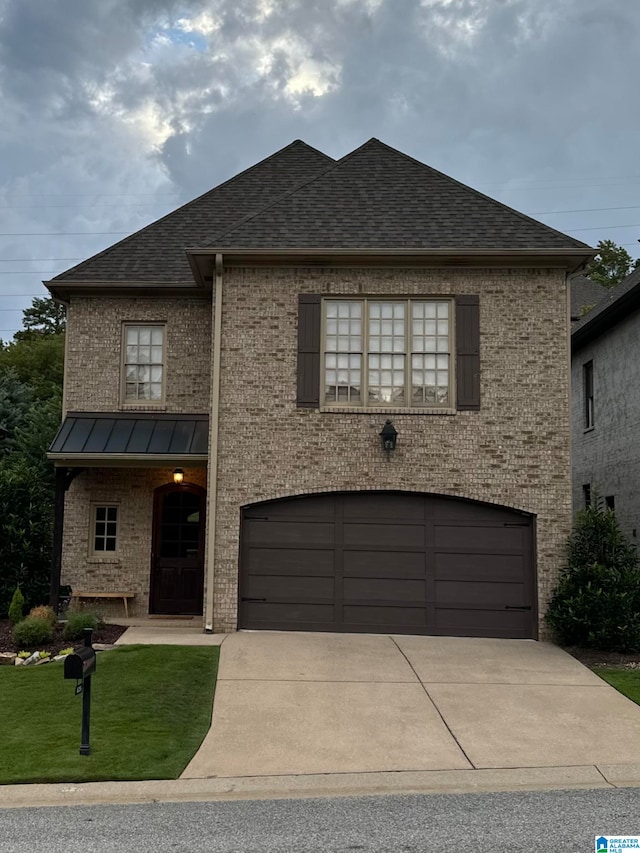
left=0, top=0, right=638, bottom=338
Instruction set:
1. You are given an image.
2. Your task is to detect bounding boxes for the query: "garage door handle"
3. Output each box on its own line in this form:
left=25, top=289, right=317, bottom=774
left=504, top=605, right=532, bottom=610
left=241, top=597, right=267, bottom=602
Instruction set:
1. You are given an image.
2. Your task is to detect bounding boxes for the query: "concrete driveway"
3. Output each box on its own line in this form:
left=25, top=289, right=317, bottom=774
left=181, top=632, right=640, bottom=780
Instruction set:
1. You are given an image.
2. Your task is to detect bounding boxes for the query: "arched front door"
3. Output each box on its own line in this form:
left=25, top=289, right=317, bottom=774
left=150, top=483, right=206, bottom=615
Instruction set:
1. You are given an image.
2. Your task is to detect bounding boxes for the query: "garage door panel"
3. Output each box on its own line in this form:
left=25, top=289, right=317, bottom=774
left=245, top=575, right=335, bottom=600
left=247, top=549, right=334, bottom=576
left=434, top=553, right=526, bottom=582
left=433, top=500, right=527, bottom=525
left=434, top=525, right=525, bottom=552
left=343, top=492, right=425, bottom=520
left=344, top=523, right=425, bottom=548
left=246, top=495, right=335, bottom=519
left=343, top=577, right=426, bottom=603
left=435, top=580, right=529, bottom=607
left=244, top=602, right=335, bottom=624
left=247, top=520, right=335, bottom=546
left=435, top=607, right=532, bottom=636
left=343, top=551, right=426, bottom=578
left=343, top=605, right=427, bottom=627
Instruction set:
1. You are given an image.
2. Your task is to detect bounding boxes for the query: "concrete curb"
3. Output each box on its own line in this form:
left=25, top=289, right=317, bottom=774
left=2, top=764, right=640, bottom=810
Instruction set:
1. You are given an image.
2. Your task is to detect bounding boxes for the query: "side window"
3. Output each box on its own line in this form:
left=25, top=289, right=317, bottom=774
left=583, top=360, right=594, bottom=429
left=92, top=505, right=118, bottom=554
left=123, top=324, right=165, bottom=404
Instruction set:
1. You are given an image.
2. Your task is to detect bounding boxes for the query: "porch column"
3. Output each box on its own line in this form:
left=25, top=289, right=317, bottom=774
left=49, top=467, right=83, bottom=612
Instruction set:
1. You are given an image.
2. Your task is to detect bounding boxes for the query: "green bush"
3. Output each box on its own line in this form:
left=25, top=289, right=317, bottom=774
left=8, top=587, right=25, bottom=625
left=62, top=612, right=101, bottom=641
left=28, top=605, right=57, bottom=627
left=546, top=500, right=640, bottom=651
left=12, top=616, right=53, bottom=648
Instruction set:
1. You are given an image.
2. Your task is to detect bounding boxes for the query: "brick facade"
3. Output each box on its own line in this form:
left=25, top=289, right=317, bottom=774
left=61, top=265, right=571, bottom=636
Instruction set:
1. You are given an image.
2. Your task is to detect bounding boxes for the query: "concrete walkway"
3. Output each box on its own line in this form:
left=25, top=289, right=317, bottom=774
left=181, top=632, right=640, bottom=778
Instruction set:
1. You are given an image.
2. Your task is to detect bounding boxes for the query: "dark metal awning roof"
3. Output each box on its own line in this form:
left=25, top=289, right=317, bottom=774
left=48, top=412, right=209, bottom=466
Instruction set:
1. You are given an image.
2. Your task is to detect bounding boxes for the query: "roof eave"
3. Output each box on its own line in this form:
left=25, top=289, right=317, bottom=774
left=187, top=246, right=596, bottom=276
left=572, top=280, right=640, bottom=351
left=47, top=453, right=209, bottom=467
left=44, top=279, right=209, bottom=301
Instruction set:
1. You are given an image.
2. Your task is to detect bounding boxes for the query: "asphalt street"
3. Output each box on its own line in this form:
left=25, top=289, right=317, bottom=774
left=0, top=787, right=639, bottom=852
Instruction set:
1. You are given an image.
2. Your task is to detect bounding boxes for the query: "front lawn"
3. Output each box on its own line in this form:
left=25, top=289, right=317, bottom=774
left=593, top=667, right=640, bottom=706
left=1, top=644, right=219, bottom=785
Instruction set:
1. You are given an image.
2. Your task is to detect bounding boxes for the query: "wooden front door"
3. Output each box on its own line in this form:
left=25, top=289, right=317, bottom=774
left=150, top=483, right=205, bottom=615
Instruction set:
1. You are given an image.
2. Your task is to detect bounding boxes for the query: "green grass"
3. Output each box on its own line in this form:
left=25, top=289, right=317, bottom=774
left=1, top=644, right=219, bottom=785
left=593, top=667, right=640, bottom=706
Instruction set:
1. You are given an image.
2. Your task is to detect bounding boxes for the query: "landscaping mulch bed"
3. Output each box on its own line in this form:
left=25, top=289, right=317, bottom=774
left=0, top=619, right=127, bottom=654
left=563, top=646, right=640, bottom=670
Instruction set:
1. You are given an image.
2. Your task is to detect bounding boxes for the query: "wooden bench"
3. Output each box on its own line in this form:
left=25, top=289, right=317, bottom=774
left=71, top=591, right=135, bottom=618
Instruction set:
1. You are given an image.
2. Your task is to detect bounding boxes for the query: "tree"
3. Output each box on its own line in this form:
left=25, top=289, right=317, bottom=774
left=0, top=295, right=64, bottom=615
left=14, top=297, right=66, bottom=341
left=545, top=498, right=640, bottom=651
left=585, top=239, right=640, bottom=288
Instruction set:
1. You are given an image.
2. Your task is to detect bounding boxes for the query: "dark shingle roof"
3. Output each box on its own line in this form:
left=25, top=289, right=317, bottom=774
left=209, top=139, right=591, bottom=250
left=50, top=138, right=591, bottom=288
left=52, top=141, right=334, bottom=282
left=49, top=413, right=209, bottom=457
left=572, top=265, right=640, bottom=350
left=570, top=276, right=608, bottom=322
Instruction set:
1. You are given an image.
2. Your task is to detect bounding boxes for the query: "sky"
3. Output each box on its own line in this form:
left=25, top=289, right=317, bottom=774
left=0, top=0, right=639, bottom=339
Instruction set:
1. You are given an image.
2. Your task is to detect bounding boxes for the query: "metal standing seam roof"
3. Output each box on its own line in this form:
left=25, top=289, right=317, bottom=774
left=48, top=413, right=209, bottom=457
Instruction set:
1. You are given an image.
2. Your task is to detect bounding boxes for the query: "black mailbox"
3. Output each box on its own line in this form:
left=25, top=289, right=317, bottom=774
left=64, top=645, right=96, bottom=680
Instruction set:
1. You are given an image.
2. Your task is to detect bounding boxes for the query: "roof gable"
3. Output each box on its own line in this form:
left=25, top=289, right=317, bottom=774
left=572, top=265, right=640, bottom=350
left=208, top=139, right=591, bottom=251
left=52, top=140, right=335, bottom=282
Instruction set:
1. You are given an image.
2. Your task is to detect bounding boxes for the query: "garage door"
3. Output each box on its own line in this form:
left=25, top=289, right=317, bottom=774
left=239, top=492, right=536, bottom=638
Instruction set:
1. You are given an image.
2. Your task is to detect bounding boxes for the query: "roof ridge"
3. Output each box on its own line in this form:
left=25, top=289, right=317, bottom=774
left=49, top=140, right=334, bottom=282
left=208, top=142, right=367, bottom=244
left=349, top=138, right=592, bottom=250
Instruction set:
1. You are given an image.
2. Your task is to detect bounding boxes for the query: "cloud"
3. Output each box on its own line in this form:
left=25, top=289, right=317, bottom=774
left=0, top=0, right=639, bottom=336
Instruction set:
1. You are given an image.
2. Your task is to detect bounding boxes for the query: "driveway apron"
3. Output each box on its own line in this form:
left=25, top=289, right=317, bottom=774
left=181, top=632, right=640, bottom=779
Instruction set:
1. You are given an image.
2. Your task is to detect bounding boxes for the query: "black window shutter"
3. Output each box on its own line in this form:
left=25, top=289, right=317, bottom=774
left=297, top=294, right=321, bottom=408
left=455, top=295, right=480, bottom=410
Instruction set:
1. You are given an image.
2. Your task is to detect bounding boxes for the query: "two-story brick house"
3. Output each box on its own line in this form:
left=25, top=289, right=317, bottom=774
left=46, top=139, right=593, bottom=638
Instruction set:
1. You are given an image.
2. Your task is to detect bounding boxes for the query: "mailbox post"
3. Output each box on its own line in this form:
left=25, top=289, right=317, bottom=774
left=63, top=628, right=96, bottom=755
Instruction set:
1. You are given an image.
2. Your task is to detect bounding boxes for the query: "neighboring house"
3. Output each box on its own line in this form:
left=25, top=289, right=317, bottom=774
left=46, top=138, right=593, bottom=639
left=570, top=275, right=607, bottom=323
left=571, top=266, right=640, bottom=542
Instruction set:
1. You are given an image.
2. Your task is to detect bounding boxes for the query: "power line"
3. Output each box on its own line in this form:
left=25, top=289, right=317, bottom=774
left=0, top=231, right=130, bottom=236
left=0, top=258, right=83, bottom=262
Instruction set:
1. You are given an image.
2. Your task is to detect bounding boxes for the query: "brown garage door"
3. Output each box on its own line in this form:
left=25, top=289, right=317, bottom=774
left=239, top=492, right=536, bottom=638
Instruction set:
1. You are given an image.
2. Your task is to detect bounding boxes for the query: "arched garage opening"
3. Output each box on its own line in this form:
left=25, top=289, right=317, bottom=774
left=238, top=491, right=536, bottom=639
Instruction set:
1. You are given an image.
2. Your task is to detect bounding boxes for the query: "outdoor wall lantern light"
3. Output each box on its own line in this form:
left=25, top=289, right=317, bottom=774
left=173, top=468, right=184, bottom=485
left=379, top=420, right=398, bottom=452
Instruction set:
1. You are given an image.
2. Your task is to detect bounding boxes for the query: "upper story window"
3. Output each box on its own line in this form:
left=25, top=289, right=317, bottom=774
left=322, top=299, right=452, bottom=407
left=583, top=360, right=594, bottom=429
left=123, top=324, right=165, bottom=403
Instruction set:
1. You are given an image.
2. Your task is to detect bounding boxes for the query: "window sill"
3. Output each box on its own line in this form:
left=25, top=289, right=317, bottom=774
left=583, top=426, right=595, bottom=434
left=120, top=402, right=167, bottom=411
left=87, top=556, right=121, bottom=564
left=319, top=406, right=457, bottom=416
